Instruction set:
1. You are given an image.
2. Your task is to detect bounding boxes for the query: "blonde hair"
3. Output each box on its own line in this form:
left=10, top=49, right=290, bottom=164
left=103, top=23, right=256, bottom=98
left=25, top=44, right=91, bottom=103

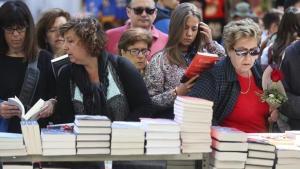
left=223, top=19, right=261, bottom=53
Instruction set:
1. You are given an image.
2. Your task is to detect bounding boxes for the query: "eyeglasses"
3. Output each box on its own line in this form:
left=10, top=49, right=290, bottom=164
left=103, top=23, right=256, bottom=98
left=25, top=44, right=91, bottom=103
left=3, top=26, right=26, bottom=34
left=129, top=7, right=156, bottom=15
left=233, top=47, right=260, bottom=57
left=126, top=48, right=150, bottom=57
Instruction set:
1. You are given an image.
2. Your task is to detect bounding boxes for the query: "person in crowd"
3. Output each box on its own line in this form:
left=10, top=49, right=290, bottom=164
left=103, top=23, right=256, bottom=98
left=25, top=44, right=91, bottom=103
left=261, top=10, right=281, bottom=44
left=118, top=28, right=152, bottom=76
left=36, top=8, right=70, bottom=57
left=145, top=3, right=225, bottom=109
left=284, top=0, right=300, bottom=10
left=106, top=0, right=168, bottom=60
left=280, top=40, right=300, bottom=130
left=55, top=16, right=164, bottom=169
left=231, top=2, right=257, bottom=22
left=188, top=19, right=278, bottom=133
left=267, top=7, right=300, bottom=65
left=154, top=0, right=179, bottom=34
left=0, top=1, right=56, bottom=133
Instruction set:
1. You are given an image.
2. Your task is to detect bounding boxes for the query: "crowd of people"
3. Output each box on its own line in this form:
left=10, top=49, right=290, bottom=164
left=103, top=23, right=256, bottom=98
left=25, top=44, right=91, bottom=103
left=1, top=0, right=300, bottom=168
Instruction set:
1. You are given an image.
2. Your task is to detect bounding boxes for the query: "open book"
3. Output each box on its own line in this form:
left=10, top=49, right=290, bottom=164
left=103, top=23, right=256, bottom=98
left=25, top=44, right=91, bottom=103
left=181, top=52, right=220, bottom=83
left=51, top=54, right=70, bottom=79
left=8, top=96, right=45, bottom=121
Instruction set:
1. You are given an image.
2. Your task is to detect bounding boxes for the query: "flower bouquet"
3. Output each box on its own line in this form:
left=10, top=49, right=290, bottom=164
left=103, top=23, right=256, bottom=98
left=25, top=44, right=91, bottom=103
left=261, top=65, right=288, bottom=132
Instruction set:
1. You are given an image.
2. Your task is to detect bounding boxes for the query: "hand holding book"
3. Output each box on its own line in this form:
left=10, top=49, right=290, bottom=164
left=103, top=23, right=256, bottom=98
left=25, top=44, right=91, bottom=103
left=0, top=101, right=22, bottom=119
left=175, top=75, right=199, bottom=96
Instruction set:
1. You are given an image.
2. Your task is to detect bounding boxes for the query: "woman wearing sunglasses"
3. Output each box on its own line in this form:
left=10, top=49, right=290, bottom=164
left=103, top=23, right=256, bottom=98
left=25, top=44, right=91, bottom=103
left=118, top=28, right=152, bottom=76
left=188, top=18, right=278, bottom=133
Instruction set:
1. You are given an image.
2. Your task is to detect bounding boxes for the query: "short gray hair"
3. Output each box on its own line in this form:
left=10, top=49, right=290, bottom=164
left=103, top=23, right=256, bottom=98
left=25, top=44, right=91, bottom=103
left=223, top=19, right=261, bottom=53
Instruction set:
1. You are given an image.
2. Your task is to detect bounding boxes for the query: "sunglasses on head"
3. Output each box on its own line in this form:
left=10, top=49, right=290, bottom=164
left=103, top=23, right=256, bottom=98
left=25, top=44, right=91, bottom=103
left=233, top=47, right=260, bottom=57
left=129, top=7, right=156, bottom=15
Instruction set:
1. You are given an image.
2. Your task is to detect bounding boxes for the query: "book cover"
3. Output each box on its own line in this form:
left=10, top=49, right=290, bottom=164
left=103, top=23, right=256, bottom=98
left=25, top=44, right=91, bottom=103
left=181, top=52, right=220, bottom=83
left=51, top=54, right=70, bottom=79
left=8, top=96, right=45, bottom=121
left=41, top=128, right=75, bottom=141
left=211, top=126, right=247, bottom=142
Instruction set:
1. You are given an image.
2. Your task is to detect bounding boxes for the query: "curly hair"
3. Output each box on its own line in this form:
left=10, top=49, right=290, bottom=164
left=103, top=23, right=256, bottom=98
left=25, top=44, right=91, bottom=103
left=59, top=17, right=107, bottom=57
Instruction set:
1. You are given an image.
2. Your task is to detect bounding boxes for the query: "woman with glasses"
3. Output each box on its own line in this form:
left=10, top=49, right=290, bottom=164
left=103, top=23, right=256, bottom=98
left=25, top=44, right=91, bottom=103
left=118, top=28, right=152, bottom=76
left=36, top=8, right=70, bottom=58
left=188, top=18, right=278, bottom=133
left=144, top=3, right=225, bottom=110
left=0, top=1, right=56, bottom=133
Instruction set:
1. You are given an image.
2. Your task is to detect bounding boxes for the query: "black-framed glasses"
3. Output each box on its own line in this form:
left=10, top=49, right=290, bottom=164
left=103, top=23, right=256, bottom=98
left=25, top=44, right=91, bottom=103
left=129, top=7, right=156, bottom=15
left=126, top=48, right=150, bottom=57
left=233, top=47, right=260, bottom=57
left=3, top=26, right=26, bottom=34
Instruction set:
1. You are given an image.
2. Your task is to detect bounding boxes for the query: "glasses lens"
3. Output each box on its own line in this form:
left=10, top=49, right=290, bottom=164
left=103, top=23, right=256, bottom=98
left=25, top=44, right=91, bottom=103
left=235, top=50, right=248, bottom=57
left=141, top=49, right=150, bottom=56
left=249, top=48, right=260, bottom=56
left=145, top=8, right=155, bottom=15
left=133, top=7, right=144, bottom=15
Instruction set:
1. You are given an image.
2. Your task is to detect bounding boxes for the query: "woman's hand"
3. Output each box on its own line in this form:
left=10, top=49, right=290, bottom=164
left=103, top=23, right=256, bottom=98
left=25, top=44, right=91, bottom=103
left=199, top=22, right=213, bottom=44
left=37, top=99, right=56, bottom=119
left=0, top=101, right=21, bottom=119
left=176, top=75, right=199, bottom=96
left=268, top=107, right=279, bottom=123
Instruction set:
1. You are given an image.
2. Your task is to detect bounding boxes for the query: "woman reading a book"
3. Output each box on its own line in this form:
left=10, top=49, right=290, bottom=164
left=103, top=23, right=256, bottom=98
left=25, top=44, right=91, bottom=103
left=144, top=3, right=225, bottom=109
left=188, top=19, right=279, bottom=133
left=0, top=1, right=56, bottom=133
left=118, top=28, right=152, bottom=77
left=36, top=8, right=71, bottom=58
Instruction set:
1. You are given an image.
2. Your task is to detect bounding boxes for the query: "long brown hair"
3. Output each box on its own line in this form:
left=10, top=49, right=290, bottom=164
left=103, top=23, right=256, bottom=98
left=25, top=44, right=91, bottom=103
left=0, top=1, right=38, bottom=61
left=165, top=3, right=202, bottom=66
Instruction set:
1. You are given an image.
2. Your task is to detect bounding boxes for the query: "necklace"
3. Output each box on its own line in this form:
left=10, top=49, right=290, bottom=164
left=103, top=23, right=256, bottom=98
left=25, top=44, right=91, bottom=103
left=240, top=72, right=251, bottom=95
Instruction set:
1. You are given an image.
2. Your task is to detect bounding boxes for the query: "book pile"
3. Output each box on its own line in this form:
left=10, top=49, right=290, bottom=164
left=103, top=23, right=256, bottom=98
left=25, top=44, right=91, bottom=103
left=141, top=118, right=181, bottom=155
left=111, top=121, right=144, bottom=155
left=74, top=115, right=111, bottom=155
left=0, top=132, right=27, bottom=156
left=20, top=120, right=42, bottom=155
left=41, top=127, right=76, bottom=156
left=246, top=133, right=277, bottom=169
left=174, top=96, right=213, bottom=153
left=209, top=126, right=248, bottom=169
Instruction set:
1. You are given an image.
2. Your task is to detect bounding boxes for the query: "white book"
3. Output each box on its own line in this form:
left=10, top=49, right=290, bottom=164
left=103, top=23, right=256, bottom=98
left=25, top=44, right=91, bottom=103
left=146, top=132, right=180, bottom=140
left=146, top=139, right=181, bottom=148
left=0, top=148, right=27, bottom=156
left=76, top=134, right=110, bottom=141
left=0, top=143, right=25, bottom=149
left=179, top=122, right=211, bottom=132
left=246, top=158, right=274, bottom=167
left=140, top=118, right=180, bottom=132
left=3, top=164, right=33, bottom=169
left=32, top=121, right=42, bottom=155
left=211, top=150, right=247, bottom=161
left=209, top=158, right=245, bottom=168
left=111, top=142, right=144, bottom=149
left=211, top=126, right=247, bottom=142
left=42, top=141, right=76, bottom=149
left=174, top=116, right=211, bottom=123
left=245, top=164, right=273, bottom=169
left=276, top=144, right=300, bottom=158
left=51, top=54, right=70, bottom=78
left=75, top=115, right=111, bottom=127
left=146, top=147, right=180, bottom=155
left=43, top=148, right=76, bottom=156
left=276, top=164, right=300, bottom=169
left=112, top=121, right=144, bottom=134
left=175, top=96, right=213, bottom=106
left=111, top=136, right=144, bottom=143
left=8, top=96, right=45, bottom=120
left=73, top=125, right=111, bottom=134
left=182, top=143, right=212, bottom=153
left=247, top=142, right=275, bottom=152
left=211, top=139, right=248, bottom=152
left=0, top=132, right=23, bottom=142
left=277, top=158, right=300, bottom=164
left=77, top=148, right=110, bottom=155
left=248, top=150, right=275, bottom=159
left=41, top=128, right=75, bottom=141
left=76, top=141, right=110, bottom=148
left=181, top=132, right=211, bottom=142
left=111, top=148, right=143, bottom=155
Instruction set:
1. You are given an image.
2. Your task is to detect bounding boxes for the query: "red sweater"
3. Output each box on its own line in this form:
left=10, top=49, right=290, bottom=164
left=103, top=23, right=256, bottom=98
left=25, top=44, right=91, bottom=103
left=222, top=74, right=269, bottom=133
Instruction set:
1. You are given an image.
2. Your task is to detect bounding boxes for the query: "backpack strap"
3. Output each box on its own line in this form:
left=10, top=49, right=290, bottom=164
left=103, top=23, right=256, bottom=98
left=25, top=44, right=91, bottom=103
left=19, top=57, right=40, bottom=110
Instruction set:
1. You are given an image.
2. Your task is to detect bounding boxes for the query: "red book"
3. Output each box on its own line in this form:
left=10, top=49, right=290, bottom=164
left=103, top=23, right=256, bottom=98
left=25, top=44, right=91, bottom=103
left=181, top=52, right=220, bottom=83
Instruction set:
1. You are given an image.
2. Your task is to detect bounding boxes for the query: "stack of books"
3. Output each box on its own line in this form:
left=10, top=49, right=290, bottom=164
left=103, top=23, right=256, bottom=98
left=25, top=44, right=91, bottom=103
left=0, top=132, right=27, bottom=156
left=111, top=121, right=144, bottom=155
left=209, top=126, right=248, bottom=169
left=141, top=118, right=181, bottom=155
left=74, top=115, right=111, bottom=155
left=20, top=120, right=42, bottom=155
left=246, top=133, right=277, bottom=169
left=41, top=127, right=76, bottom=156
left=174, top=96, right=213, bottom=153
